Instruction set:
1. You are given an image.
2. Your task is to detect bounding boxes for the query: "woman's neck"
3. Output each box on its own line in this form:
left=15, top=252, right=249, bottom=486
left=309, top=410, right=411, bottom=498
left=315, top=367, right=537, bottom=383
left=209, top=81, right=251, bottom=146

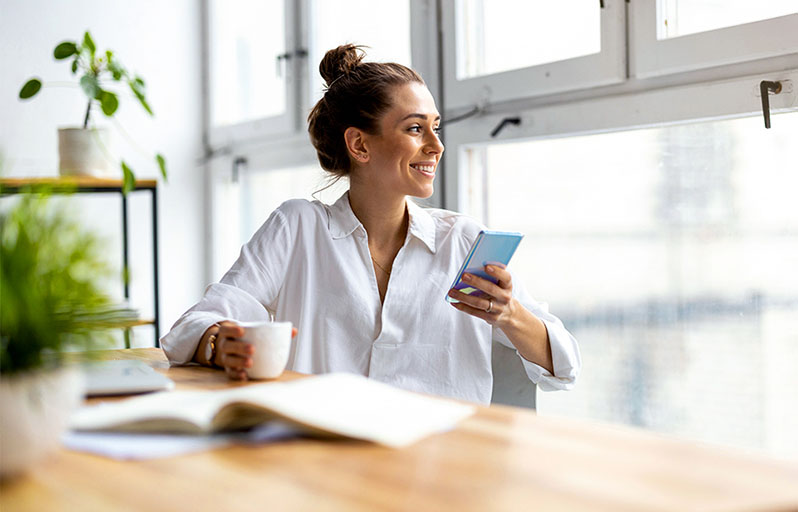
left=348, top=183, right=408, bottom=250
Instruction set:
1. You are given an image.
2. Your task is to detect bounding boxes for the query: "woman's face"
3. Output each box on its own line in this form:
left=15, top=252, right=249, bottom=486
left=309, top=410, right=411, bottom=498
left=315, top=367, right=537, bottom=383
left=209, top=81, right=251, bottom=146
left=361, top=82, right=444, bottom=199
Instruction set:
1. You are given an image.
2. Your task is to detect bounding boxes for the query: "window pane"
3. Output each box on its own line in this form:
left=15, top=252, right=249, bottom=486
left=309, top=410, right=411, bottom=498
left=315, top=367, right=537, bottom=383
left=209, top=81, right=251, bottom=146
left=456, top=0, right=600, bottom=79
left=462, top=113, right=798, bottom=459
left=241, top=165, right=349, bottom=243
left=309, top=0, right=411, bottom=103
left=658, top=0, right=798, bottom=39
left=209, top=0, right=286, bottom=127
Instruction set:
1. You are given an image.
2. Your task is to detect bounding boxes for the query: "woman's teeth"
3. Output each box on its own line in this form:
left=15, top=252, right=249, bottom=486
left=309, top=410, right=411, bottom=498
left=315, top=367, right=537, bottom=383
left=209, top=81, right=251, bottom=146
left=411, top=164, right=435, bottom=173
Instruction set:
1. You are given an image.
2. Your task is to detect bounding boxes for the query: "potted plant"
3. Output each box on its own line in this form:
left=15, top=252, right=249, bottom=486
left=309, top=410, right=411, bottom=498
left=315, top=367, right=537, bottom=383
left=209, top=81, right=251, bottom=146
left=0, top=187, right=137, bottom=478
left=18, top=31, right=167, bottom=194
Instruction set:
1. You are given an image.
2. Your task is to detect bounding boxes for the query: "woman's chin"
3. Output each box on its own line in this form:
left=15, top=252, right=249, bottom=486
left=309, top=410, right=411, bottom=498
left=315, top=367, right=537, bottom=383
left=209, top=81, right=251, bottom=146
left=412, top=184, right=435, bottom=199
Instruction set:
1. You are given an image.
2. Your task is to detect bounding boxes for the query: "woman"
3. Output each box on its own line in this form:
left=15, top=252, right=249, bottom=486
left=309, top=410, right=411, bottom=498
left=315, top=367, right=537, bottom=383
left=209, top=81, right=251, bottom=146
left=161, top=45, right=580, bottom=404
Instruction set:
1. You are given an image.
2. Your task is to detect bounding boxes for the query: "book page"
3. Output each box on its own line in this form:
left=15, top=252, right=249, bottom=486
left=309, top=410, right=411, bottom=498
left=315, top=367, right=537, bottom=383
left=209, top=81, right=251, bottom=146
left=70, top=373, right=476, bottom=447
left=70, top=389, right=233, bottom=433
left=212, top=373, right=477, bottom=447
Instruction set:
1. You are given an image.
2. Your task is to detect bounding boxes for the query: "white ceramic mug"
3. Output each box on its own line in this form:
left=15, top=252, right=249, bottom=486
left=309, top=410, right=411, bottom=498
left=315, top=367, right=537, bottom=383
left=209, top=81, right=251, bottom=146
left=238, top=321, right=293, bottom=380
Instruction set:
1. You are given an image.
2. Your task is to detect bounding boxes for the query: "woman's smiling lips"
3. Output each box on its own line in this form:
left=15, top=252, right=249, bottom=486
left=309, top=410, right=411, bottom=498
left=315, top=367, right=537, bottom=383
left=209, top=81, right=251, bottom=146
left=410, top=161, right=436, bottom=177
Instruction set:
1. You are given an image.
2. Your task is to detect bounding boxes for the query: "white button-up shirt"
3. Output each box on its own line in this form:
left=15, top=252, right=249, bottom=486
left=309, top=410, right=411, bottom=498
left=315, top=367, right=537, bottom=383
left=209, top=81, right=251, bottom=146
left=162, top=192, right=581, bottom=404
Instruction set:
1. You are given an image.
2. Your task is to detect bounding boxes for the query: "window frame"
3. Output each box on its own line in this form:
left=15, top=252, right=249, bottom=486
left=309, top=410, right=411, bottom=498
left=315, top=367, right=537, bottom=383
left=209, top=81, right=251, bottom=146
left=442, top=68, right=798, bottom=213
left=439, top=0, right=627, bottom=112
left=629, top=3, right=798, bottom=79
left=205, top=0, right=299, bottom=150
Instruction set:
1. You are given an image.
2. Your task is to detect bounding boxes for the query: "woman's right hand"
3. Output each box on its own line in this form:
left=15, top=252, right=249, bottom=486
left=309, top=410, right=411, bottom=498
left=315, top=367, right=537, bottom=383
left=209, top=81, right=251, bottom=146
left=214, top=321, right=254, bottom=380
left=211, top=321, right=299, bottom=381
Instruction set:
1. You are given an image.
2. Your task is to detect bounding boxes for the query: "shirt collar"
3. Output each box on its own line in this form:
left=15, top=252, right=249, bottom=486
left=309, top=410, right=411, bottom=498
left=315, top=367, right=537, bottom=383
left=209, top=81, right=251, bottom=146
left=326, top=192, right=437, bottom=253
left=406, top=199, right=437, bottom=253
left=327, top=191, right=361, bottom=239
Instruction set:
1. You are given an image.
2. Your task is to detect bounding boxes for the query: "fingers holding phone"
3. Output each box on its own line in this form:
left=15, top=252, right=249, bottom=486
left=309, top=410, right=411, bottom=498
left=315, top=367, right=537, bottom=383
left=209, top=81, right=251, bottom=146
left=448, top=265, right=516, bottom=326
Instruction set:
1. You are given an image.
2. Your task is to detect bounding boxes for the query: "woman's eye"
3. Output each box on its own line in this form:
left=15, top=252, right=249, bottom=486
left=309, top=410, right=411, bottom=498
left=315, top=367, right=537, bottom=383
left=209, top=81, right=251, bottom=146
left=433, top=126, right=442, bottom=135
left=408, top=125, right=422, bottom=133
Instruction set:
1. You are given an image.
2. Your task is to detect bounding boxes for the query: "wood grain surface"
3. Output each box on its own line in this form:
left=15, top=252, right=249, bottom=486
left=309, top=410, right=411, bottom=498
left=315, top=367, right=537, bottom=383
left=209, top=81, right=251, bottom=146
left=1, top=348, right=796, bottom=512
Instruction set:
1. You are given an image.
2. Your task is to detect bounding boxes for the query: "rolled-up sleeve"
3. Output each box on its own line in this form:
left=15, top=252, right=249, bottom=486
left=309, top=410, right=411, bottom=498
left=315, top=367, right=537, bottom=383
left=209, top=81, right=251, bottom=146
left=493, top=279, right=581, bottom=391
left=160, top=208, right=292, bottom=365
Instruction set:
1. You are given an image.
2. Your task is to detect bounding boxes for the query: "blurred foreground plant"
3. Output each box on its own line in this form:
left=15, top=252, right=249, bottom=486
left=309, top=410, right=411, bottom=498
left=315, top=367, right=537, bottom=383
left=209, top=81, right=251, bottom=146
left=0, top=189, right=138, bottom=374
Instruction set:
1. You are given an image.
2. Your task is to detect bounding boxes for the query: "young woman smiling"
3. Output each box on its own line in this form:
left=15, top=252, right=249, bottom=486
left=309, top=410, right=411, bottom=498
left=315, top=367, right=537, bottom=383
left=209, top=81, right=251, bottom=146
left=162, top=45, right=581, bottom=404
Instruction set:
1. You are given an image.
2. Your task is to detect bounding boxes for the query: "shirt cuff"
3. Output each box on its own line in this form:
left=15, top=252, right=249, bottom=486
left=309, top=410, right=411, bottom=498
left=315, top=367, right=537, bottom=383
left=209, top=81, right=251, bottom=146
left=518, top=318, right=581, bottom=391
left=160, top=313, right=228, bottom=365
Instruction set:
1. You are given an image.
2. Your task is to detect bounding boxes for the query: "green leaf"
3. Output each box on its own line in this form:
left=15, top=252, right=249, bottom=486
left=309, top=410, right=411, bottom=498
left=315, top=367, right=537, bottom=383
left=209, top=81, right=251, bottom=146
left=129, top=81, right=153, bottom=115
left=100, top=90, right=118, bottom=116
left=79, top=74, right=100, bottom=99
left=19, top=78, right=42, bottom=99
left=53, top=41, right=78, bottom=60
left=71, top=58, right=79, bottom=74
left=121, top=161, right=135, bottom=195
left=108, top=57, right=125, bottom=81
left=83, top=31, right=96, bottom=55
left=156, top=154, right=167, bottom=182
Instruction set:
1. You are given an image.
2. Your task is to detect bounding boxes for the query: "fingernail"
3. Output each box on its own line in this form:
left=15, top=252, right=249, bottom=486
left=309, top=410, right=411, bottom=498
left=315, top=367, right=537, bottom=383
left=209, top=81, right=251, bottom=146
left=486, top=266, right=494, bottom=273
left=463, top=274, right=472, bottom=282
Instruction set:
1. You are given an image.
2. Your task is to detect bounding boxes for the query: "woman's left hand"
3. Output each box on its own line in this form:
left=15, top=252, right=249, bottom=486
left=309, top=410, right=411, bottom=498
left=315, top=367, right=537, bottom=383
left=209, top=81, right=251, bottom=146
left=447, top=265, right=516, bottom=327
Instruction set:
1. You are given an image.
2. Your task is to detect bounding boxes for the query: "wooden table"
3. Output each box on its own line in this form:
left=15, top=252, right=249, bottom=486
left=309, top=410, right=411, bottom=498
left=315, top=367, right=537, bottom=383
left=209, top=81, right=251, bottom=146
left=1, top=348, right=797, bottom=512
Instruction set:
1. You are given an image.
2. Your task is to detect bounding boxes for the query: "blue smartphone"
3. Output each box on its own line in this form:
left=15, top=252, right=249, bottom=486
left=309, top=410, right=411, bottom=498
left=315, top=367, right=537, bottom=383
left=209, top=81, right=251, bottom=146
left=446, top=230, right=524, bottom=303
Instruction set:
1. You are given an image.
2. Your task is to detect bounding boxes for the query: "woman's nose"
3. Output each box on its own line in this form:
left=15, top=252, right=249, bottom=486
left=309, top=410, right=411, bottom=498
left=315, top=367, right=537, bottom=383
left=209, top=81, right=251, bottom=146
left=424, top=131, right=444, bottom=155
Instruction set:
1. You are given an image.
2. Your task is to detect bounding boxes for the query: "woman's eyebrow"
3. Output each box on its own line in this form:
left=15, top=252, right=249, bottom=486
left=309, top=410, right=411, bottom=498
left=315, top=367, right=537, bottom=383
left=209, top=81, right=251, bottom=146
left=399, top=113, right=442, bottom=122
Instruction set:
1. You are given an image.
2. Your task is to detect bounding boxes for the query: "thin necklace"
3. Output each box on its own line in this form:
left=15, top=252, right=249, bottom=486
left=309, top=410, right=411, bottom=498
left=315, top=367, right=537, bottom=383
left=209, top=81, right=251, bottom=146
left=371, top=256, right=391, bottom=276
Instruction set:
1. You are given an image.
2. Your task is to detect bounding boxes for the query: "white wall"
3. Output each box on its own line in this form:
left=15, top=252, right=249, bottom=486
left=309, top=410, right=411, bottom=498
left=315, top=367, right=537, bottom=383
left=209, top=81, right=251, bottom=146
left=0, top=0, right=206, bottom=345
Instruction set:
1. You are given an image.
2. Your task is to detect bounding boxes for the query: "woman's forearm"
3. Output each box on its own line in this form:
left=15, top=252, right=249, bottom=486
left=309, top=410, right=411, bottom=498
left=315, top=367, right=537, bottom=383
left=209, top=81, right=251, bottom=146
left=498, top=299, right=554, bottom=374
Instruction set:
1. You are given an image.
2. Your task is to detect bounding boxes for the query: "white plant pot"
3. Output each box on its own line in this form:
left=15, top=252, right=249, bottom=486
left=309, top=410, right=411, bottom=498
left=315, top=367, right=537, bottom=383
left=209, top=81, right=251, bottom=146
left=0, top=367, right=84, bottom=479
left=58, top=127, right=115, bottom=177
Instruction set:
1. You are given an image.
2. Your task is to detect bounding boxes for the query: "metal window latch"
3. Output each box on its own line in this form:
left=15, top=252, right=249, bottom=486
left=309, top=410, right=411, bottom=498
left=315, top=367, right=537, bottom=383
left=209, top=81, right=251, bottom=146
left=760, top=80, right=782, bottom=129
left=276, top=49, right=309, bottom=77
left=490, top=117, right=521, bottom=138
left=232, top=156, right=247, bottom=183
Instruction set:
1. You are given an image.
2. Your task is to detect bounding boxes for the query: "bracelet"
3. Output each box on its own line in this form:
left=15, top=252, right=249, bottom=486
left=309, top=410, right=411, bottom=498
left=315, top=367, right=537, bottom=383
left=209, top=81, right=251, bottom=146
left=205, top=324, right=221, bottom=367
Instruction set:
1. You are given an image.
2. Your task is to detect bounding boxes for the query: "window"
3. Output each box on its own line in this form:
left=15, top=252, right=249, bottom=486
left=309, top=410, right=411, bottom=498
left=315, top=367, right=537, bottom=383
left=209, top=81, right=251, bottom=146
left=459, top=111, right=798, bottom=459
left=657, top=0, right=798, bottom=39
left=630, top=1, right=798, bottom=77
left=210, top=162, right=349, bottom=279
left=441, top=0, right=625, bottom=109
left=455, top=0, right=601, bottom=79
left=207, top=0, right=295, bottom=145
left=307, top=0, right=412, bottom=105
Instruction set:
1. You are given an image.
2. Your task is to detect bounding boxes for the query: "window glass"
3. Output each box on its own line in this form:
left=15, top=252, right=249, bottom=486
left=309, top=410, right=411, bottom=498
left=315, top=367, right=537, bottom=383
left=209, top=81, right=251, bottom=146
left=309, top=0, right=411, bottom=103
left=462, top=113, right=798, bottom=459
left=209, top=0, right=286, bottom=126
left=241, top=165, right=350, bottom=243
left=658, top=0, right=798, bottom=39
left=455, top=0, right=600, bottom=79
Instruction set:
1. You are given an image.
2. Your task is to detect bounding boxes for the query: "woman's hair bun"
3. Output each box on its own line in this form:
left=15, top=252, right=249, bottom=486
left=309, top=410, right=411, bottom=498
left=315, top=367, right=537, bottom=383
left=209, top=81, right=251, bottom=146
left=319, top=44, right=366, bottom=87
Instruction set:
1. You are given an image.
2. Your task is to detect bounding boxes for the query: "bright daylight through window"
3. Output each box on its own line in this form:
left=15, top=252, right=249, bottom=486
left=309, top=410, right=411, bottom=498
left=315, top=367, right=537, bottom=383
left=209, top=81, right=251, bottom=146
left=455, top=0, right=600, bottom=79
left=461, top=113, right=798, bottom=459
left=209, top=0, right=286, bottom=127
left=658, top=0, right=798, bottom=39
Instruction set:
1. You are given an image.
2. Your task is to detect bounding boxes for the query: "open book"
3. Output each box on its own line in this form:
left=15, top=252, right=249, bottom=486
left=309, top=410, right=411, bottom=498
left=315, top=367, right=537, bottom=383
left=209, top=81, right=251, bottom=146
left=70, top=373, right=476, bottom=448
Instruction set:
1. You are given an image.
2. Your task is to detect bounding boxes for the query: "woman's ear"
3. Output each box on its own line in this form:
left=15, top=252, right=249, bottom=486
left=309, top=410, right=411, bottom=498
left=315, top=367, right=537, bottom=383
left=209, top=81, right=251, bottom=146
left=344, top=127, right=370, bottom=163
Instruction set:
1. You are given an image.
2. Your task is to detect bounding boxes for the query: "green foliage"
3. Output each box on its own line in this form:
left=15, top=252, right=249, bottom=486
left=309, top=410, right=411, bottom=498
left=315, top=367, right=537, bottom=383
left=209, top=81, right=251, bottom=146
left=0, top=189, right=138, bottom=375
left=17, top=30, right=168, bottom=194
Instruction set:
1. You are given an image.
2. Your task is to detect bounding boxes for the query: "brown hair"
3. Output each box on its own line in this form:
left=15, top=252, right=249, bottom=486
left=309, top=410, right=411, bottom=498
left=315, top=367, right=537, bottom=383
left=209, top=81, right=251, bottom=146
left=307, top=44, right=424, bottom=178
